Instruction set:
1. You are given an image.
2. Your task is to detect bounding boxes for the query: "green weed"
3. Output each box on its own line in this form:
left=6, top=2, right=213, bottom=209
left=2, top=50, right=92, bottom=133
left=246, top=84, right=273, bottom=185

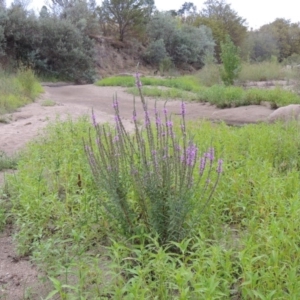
left=96, top=75, right=202, bottom=92
left=0, top=68, right=43, bottom=115
left=41, top=99, right=56, bottom=107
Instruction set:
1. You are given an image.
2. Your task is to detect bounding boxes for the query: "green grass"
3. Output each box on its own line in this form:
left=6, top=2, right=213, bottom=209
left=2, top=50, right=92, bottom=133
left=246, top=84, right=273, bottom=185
left=40, top=99, right=56, bottom=107
left=5, top=112, right=300, bottom=298
left=238, top=61, right=285, bottom=82
left=0, top=68, right=43, bottom=115
left=0, top=151, right=19, bottom=171
left=127, top=86, right=199, bottom=101
left=96, top=75, right=202, bottom=92
left=96, top=75, right=300, bottom=108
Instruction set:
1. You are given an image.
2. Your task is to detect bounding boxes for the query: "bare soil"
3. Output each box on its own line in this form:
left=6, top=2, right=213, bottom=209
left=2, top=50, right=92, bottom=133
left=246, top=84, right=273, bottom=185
left=0, top=83, right=274, bottom=299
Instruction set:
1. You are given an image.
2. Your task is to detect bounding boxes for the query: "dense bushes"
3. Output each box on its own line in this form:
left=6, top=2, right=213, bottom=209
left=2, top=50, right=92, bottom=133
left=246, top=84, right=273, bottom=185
left=0, top=3, right=96, bottom=82
left=144, top=12, right=215, bottom=68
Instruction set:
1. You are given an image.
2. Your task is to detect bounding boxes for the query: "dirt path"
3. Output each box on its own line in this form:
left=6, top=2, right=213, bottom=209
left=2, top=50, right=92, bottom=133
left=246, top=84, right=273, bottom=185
left=0, top=83, right=274, bottom=299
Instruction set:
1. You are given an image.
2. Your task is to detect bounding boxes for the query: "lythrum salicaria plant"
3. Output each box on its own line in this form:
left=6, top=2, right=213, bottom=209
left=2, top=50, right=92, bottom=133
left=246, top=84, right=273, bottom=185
left=84, top=73, right=223, bottom=244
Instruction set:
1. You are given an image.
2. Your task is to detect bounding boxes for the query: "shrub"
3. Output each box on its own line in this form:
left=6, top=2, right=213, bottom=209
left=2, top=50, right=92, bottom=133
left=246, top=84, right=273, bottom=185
left=146, top=12, right=215, bottom=67
left=143, top=39, right=169, bottom=66
left=220, top=35, right=241, bottom=85
left=85, top=74, right=222, bottom=245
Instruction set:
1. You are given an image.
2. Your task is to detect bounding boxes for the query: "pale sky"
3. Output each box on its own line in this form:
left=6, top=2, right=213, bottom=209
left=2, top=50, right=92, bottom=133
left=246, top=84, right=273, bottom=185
left=6, top=0, right=300, bottom=29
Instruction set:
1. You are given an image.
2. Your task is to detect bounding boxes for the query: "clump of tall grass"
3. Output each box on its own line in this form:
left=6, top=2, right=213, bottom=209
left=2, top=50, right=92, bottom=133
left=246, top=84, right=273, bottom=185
left=0, top=67, right=43, bottom=115
left=96, top=75, right=202, bottom=92
left=238, top=61, right=285, bottom=82
left=126, top=86, right=199, bottom=101
left=196, top=63, right=222, bottom=86
left=0, top=151, right=19, bottom=171
left=85, top=73, right=222, bottom=245
left=196, top=85, right=300, bottom=108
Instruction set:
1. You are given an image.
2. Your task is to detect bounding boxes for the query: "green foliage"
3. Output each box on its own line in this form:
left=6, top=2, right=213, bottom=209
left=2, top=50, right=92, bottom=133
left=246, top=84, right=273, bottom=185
left=1, top=3, right=96, bottom=83
left=238, top=61, right=284, bottom=82
left=197, top=85, right=300, bottom=108
left=244, top=30, right=279, bottom=62
left=196, top=56, right=222, bottom=86
left=96, top=75, right=300, bottom=108
left=143, top=39, right=169, bottom=66
left=220, top=35, right=241, bottom=85
left=159, top=57, right=174, bottom=75
left=0, top=67, right=43, bottom=115
left=35, top=17, right=96, bottom=83
left=0, top=151, right=19, bottom=171
left=194, top=0, right=247, bottom=62
left=127, top=86, right=198, bottom=100
left=100, top=0, right=155, bottom=41
left=96, top=75, right=202, bottom=92
left=244, top=18, right=300, bottom=62
left=146, top=12, right=215, bottom=67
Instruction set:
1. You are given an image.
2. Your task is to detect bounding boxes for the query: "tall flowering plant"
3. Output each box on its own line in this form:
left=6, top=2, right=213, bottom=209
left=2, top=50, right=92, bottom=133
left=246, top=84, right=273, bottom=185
left=84, top=73, right=223, bottom=244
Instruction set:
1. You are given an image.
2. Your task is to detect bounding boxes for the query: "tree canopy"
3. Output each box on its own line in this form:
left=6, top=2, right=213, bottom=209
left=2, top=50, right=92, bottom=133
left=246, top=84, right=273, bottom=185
left=100, top=0, right=155, bottom=41
left=194, top=0, right=247, bottom=61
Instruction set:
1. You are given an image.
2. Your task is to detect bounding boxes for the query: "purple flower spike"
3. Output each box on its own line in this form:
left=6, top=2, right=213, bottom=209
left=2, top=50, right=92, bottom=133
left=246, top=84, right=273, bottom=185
left=113, top=98, right=118, bottom=109
left=166, top=120, right=173, bottom=128
left=144, top=110, right=150, bottom=126
left=210, top=148, right=215, bottom=162
left=92, top=110, right=97, bottom=127
left=156, top=116, right=161, bottom=125
left=186, top=143, right=198, bottom=166
left=217, top=159, right=223, bottom=174
left=135, top=72, right=142, bottom=88
left=199, top=156, right=206, bottom=175
left=163, top=107, right=167, bottom=115
left=181, top=102, right=186, bottom=116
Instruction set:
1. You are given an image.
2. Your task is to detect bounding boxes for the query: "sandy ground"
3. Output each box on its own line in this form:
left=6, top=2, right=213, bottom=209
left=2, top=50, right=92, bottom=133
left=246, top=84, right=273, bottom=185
left=0, top=83, right=274, bottom=299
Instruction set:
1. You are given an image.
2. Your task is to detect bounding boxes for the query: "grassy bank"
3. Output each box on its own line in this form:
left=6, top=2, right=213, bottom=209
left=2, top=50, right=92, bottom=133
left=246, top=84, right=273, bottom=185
left=97, top=75, right=300, bottom=108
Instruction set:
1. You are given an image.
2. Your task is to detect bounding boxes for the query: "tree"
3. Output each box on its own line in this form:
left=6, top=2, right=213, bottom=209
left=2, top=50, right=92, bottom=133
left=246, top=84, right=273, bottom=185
left=245, top=30, right=279, bottom=62
left=177, top=2, right=197, bottom=24
left=49, top=0, right=99, bottom=35
left=146, top=12, right=215, bottom=68
left=194, top=0, right=247, bottom=61
left=220, top=35, right=241, bottom=85
left=100, top=0, right=155, bottom=41
left=258, top=19, right=300, bottom=62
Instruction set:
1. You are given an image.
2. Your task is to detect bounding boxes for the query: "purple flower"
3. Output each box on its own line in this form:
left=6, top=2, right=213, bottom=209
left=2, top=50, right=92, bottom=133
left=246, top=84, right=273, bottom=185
left=132, top=108, right=137, bottom=122
left=163, top=107, right=167, bottom=115
left=115, top=115, right=120, bottom=123
left=135, top=73, right=142, bottom=88
left=166, top=120, right=173, bottom=128
left=156, top=116, right=161, bottom=125
left=113, top=135, right=119, bottom=143
left=113, top=97, right=118, bottom=109
left=185, top=143, right=198, bottom=166
left=175, top=144, right=181, bottom=152
left=199, top=156, right=206, bottom=175
left=181, top=102, right=186, bottom=116
left=217, top=159, right=223, bottom=174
